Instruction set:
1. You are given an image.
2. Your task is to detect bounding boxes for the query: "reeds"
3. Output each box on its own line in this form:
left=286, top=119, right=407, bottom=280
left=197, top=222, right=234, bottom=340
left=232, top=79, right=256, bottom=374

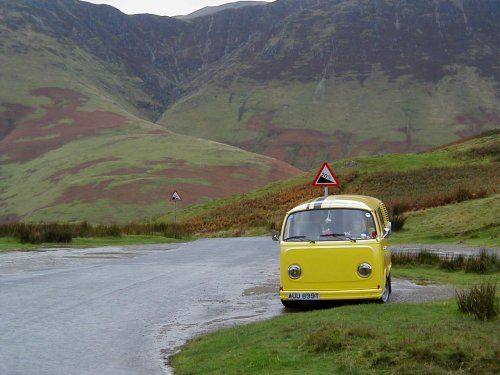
left=392, top=249, right=499, bottom=274
left=456, top=281, right=498, bottom=321
left=0, top=221, right=192, bottom=244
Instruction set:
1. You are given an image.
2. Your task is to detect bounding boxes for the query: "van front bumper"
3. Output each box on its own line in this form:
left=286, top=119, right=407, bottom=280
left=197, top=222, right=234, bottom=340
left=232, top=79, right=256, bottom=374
left=280, top=288, right=383, bottom=301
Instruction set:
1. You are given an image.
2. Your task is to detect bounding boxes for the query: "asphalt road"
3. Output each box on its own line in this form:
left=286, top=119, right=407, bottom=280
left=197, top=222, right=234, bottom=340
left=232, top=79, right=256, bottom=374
left=0, top=238, right=283, bottom=375
left=1, top=238, right=484, bottom=374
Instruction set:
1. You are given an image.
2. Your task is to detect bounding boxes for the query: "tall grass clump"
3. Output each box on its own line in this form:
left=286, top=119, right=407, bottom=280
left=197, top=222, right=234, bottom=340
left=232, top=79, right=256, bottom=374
left=0, top=221, right=193, bottom=244
left=438, top=254, right=465, bottom=271
left=456, top=281, right=499, bottom=321
left=392, top=249, right=499, bottom=274
left=12, top=223, right=73, bottom=244
left=391, top=250, right=440, bottom=266
left=464, top=249, right=500, bottom=274
left=391, top=214, right=407, bottom=232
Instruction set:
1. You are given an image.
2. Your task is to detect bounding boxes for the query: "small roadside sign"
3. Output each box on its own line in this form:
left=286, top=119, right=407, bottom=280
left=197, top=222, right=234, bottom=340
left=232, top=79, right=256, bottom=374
left=171, top=190, right=182, bottom=224
left=313, top=162, right=340, bottom=187
left=171, top=191, right=182, bottom=201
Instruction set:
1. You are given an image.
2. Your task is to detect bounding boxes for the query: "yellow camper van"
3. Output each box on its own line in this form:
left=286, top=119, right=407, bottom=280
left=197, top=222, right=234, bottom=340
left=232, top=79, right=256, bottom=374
left=274, top=195, right=392, bottom=308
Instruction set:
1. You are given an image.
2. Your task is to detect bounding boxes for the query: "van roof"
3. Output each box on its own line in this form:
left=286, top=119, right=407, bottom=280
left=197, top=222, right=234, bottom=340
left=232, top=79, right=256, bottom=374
left=288, top=195, right=383, bottom=213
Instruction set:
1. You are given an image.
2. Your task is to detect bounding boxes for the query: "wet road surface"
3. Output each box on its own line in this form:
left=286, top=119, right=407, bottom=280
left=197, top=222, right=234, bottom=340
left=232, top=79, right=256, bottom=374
left=0, top=238, right=475, bottom=374
left=0, top=238, right=283, bottom=375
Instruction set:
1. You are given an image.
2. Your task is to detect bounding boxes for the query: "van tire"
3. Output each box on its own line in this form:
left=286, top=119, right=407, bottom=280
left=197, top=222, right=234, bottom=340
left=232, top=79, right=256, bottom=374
left=378, top=276, right=391, bottom=304
left=281, top=299, right=302, bottom=308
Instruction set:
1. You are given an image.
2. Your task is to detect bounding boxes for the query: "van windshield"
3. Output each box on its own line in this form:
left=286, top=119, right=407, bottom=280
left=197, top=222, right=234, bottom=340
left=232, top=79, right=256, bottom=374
left=283, top=208, right=376, bottom=242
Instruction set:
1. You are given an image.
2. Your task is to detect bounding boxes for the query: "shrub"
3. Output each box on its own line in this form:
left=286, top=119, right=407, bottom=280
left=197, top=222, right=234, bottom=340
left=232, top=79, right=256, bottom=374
left=265, top=220, right=278, bottom=231
left=415, top=251, right=440, bottom=265
left=438, top=255, right=465, bottom=271
left=392, top=250, right=498, bottom=274
left=16, top=223, right=72, bottom=244
left=456, top=281, right=499, bottom=321
left=391, top=252, right=418, bottom=266
left=44, top=227, right=72, bottom=243
left=0, top=221, right=194, bottom=244
left=391, top=214, right=407, bottom=232
left=391, top=251, right=440, bottom=266
left=464, top=249, right=499, bottom=274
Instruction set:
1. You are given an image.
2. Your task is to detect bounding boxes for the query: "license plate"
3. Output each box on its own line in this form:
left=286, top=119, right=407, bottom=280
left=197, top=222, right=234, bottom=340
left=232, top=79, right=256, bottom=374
left=288, top=292, right=320, bottom=300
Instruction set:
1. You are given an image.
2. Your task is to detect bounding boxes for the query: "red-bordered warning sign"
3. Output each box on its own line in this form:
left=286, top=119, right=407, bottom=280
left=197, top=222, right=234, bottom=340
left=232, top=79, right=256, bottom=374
left=312, top=162, right=340, bottom=187
left=171, top=191, right=182, bottom=201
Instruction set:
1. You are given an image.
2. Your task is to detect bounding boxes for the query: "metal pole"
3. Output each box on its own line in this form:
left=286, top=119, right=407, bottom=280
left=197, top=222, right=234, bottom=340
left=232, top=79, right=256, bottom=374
left=324, top=187, right=329, bottom=197
left=174, top=200, right=177, bottom=224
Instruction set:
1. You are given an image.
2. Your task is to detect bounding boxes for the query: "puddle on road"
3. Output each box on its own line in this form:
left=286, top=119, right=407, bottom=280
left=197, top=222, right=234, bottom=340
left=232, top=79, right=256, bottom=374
left=243, top=285, right=278, bottom=296
left=158, top=280, right=283, bottom=375
left=391, top=278, right=454, bottom=304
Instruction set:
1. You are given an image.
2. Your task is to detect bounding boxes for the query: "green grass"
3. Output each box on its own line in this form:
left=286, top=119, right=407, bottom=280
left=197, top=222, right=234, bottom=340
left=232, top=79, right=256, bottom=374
left=393, top=266, right=499, bottom=287
left=171, top=298, right=499, bottom=375
left=0, top=237, right=36, bottom=252
left=391, top=195, right=500, bottom=247
left=171, top=262, right=499, bottom=375
left=170, top=252, right=499, bottom=374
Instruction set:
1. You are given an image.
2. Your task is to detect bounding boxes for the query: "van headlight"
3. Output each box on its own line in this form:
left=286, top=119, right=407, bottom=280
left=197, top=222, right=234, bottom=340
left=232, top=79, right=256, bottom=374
left=357, top=263, right=372, bottom=278
left=288, top=264, right=302, bottom=279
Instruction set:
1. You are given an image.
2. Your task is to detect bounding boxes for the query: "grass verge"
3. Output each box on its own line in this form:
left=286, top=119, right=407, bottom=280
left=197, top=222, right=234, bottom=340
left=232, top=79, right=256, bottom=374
left=171, top=299, right=499, bottom=375
left=393, top=266, right=499, bottom=287
left=171, top=262, right=499, bottom=374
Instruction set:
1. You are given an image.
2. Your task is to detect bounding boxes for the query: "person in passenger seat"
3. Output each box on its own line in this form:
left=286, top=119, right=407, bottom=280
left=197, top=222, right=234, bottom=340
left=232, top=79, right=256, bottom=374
left=347, top=220, right=368, bottom=239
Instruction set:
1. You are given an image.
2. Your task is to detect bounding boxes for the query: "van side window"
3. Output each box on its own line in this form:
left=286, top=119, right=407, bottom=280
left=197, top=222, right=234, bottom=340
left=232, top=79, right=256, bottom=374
left=375, top=208, right=385, bottom=234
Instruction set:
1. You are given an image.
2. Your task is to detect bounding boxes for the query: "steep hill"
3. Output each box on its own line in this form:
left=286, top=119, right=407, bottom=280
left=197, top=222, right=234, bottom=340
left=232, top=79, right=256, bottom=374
left=173, top=130, right=499, bottom=246
left=0, top=0, right=301, bottom=224
left=0, top=0, right=498, bottom=224
left=159, top=0, right=500, bottom=169
left=177, top=1, right=270, bottom=20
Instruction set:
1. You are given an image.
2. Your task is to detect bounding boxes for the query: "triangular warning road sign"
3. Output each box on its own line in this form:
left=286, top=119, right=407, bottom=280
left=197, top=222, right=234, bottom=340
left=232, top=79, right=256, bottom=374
left=171, top=191, right=182, bottom=201
left=313, top=162, right=340, bottom=187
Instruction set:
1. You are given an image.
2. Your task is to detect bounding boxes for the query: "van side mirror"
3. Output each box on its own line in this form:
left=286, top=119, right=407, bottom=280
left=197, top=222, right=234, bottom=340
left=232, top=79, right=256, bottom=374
left=271, top=230, right=280, bottom=241
left=382, top=222, right=392, bottom=239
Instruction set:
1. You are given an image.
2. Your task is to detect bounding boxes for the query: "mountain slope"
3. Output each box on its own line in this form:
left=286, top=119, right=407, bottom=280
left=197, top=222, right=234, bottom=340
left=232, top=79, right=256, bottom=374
left=177, top=1, right=270, bottom=20
left=159, top=0, right=500, bottom=169
left=1, top=0, right=499, bottom=223
left=0, top=1, right=301, bottom=224
left=174, top=130, right=499, bottom=246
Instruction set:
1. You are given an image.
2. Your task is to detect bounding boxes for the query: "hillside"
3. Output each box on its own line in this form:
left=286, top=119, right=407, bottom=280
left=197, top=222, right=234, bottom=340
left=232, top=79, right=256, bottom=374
left=177, top=1, right=270, bottom=20
left=0, top=0, right=498, bottom=224
left=170, top=130, right=499, bottom=246
left=159, top=0, right=500, bottom=169
left=0, top=0, right=301, bottom=224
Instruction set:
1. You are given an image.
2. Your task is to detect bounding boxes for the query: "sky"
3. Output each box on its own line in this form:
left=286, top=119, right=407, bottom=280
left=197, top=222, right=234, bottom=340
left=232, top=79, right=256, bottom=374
left=83, top=0, right=275, bottom=17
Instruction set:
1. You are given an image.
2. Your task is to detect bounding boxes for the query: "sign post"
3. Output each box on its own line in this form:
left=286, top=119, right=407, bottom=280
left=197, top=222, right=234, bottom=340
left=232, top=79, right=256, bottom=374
left=312, top=162, right=340, bottom=196
left=170, top=191, right=182, bottom=224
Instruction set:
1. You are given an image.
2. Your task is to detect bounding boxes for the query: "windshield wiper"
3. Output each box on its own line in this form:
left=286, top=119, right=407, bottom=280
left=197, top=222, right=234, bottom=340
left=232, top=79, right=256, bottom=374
left=320, top=233, right=356, bottom=242
left=284, top=235, right=316, bottom=243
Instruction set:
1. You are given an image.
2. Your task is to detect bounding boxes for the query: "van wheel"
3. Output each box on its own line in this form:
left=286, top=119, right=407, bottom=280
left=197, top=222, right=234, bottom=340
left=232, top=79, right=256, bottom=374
left=281, top=299, right=302, bottom=308
left=378, top=276, right=391, bottom=304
